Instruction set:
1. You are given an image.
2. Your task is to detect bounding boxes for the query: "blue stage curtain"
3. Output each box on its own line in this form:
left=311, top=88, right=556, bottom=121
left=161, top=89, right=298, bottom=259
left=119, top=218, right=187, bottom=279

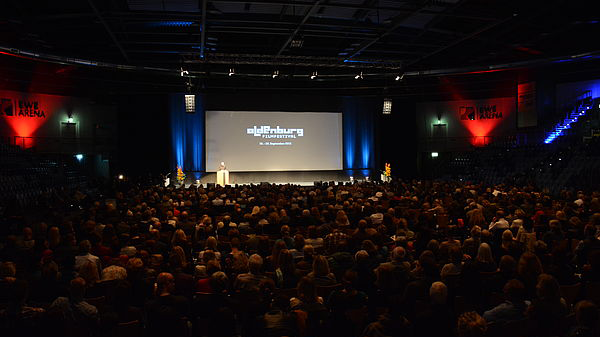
left=343, top=97, right=375, bottom=170
left=170, top=94, right=205, bottom=178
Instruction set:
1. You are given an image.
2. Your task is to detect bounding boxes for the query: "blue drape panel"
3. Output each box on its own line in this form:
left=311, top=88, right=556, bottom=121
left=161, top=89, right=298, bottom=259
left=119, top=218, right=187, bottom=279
left=343, top=97, right=375, bottom=170
left=170, top=94, right=205, bottom=177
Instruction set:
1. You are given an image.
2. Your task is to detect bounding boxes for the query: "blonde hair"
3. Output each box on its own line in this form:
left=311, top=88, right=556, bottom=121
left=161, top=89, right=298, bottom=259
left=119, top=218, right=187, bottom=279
left=172, top=245, right=188, bottom=268
left=206, top=236, right=218, bottom=250
left=172, top=229, right=187, bottom=245
left=476, top=243, right=494, bottom=264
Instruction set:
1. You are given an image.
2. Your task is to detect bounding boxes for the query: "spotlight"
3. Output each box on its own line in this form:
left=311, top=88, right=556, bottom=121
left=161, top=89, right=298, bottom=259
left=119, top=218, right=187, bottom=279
left=228, top=68, right=235, bottom=76
left=395, top=73, right=405, bottom=81
left=383, top=98, right=392, bottom=114
left=355, top=72, right=363, bottom=80
left=118, top=174, right=124, bottom=180
left=184, top=94, right=195, bottom=113
left=272, top=70, right=279, bottom=79
left=74, top=154, right=83, bottom=161
left=431, top=152, right=439, bottom=158
left=310, top=71, right=318, bottom=80
left=67, top=117, right=74, bottom=123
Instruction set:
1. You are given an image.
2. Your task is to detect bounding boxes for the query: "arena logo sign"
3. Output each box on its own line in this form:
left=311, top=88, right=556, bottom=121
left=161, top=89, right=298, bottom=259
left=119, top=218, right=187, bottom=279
left=246, top=125, right=304, bottom=139
left=0, top=98, right=47, bottom=118
left=459, top=105, right=503, bottom=121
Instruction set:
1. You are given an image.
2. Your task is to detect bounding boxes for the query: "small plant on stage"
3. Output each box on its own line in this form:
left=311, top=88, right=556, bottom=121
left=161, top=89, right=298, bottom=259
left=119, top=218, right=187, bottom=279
left=177, top=166, right=186, bottom=184
left=381, top=163, right=391, bottom=182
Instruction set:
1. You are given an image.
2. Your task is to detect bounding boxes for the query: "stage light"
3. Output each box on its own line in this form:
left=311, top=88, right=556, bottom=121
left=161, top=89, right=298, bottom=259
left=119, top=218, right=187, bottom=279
left=395, top=73, right=405, bottom=81
left=310, top=71, right=318, bottom=80
left=272, top=70, right=279, bottom=79
left=355, top=72, right=363, bottom=80
left=118, top=174, right=124, bottom=180
left=184, top=94, right=195, bottom=113
left=67, top=117, right=74, bottom=123
left=75, top=154, right=83, bottom=161
left=431, top=152, right=439, bottom=158
left=228, top=68, right=235, bottom=76
left=383, top=98, right=392, bottom=114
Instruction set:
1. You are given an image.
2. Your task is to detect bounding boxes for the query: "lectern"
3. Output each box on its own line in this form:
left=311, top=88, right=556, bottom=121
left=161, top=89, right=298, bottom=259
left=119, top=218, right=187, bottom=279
left=217, top=169, right=229, bottom=187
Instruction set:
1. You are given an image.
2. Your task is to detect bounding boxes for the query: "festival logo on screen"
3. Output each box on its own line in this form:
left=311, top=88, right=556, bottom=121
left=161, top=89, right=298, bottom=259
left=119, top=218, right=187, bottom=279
left=0, top=97, right=46, bottom=118
left=246, top=125, right=304, bottom=139
left=459, top=105, right=503, bottom=121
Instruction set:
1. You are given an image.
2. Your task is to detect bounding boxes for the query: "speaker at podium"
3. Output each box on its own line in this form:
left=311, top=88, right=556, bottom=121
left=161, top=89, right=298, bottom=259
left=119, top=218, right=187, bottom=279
left=216, top=161, right=229, bottom=187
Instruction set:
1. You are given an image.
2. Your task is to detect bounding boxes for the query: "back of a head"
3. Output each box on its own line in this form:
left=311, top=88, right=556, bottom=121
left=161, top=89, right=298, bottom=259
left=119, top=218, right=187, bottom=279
left=355, top=250, right=369, bottom=262
left=248, top=254, right=263, bottom=274
left=502, top=229, right=513, bottom=242
left=312, top=255, right=330, bottom=277
left=297, top=276, right=317, bottom=303
left=476, top=243, right=494, bottom=264
left=391, top=246, right=406, bottom=263
left=457, top=311, right=487, bottom=337
left=79, top=240, right=92, bottom=254
left=449, top=245, right=463, bottom=264
left=503, top=279, right=525, bottom=301
left=210, top=271, right=229, bottom=294
left=536, top=273, right=560, bottom=300
left=342, top=269, right=358, bottom=290
left=70, top=277, right=86, bottom=300
left=518, top=252, right=542, bottom=278
left=156, top=272, right=174, bottom=293
left=575, top=300, right=599, bottom=328
left=303, top=244, right=315, bottom=257
left=470, top=226, right=481, bottom=238
left=430, top=281, right=448, bottom=305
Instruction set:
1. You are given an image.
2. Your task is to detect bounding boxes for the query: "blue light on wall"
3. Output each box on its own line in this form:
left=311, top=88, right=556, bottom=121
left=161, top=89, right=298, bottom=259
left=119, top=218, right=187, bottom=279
left=170, top=94, right=205, bottom=177
left=147, top=21, right=195, bottom=28
left=343, top=97, right=375, bottom=170
left=545, top=90, right=596, bottom=144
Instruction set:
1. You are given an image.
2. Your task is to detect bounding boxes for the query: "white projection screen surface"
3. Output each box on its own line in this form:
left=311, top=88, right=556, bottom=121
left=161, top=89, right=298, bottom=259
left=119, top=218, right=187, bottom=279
left=205, top=111, right=343, bottom=172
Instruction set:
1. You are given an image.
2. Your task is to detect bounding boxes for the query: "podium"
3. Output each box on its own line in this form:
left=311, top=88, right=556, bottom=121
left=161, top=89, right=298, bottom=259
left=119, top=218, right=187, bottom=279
left=217, top=169, right=229, bottom=187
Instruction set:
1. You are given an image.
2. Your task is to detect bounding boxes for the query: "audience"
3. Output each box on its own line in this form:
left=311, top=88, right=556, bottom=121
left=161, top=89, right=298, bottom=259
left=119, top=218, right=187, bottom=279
left=1, top=179, right=600, bottom=337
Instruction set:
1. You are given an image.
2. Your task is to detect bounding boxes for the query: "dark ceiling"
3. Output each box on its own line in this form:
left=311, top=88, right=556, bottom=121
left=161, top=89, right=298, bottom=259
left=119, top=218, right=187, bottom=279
left=0, top=0, right=599, bottom=92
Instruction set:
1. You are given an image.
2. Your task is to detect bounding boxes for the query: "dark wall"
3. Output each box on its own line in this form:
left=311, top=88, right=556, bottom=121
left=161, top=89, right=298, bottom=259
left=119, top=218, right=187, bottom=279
left=377, top=100, right=418, bottom=178
left=204, top=92, right=344, bottom=112
left=116, top=94, right=170, bottom=176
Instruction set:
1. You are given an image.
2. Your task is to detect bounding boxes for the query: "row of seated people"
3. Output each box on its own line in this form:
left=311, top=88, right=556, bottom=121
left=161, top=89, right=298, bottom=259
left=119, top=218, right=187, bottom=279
left=0, top=179, right=600, bottom=337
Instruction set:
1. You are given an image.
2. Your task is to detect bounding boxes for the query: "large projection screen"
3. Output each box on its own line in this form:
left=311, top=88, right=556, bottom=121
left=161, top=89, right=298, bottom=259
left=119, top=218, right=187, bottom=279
left=206, top=111, right=343, bottom=172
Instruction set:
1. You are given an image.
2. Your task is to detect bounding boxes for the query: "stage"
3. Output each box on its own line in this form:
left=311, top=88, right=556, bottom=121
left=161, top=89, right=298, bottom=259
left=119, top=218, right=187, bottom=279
left=180, top=169, right=373, bottom=187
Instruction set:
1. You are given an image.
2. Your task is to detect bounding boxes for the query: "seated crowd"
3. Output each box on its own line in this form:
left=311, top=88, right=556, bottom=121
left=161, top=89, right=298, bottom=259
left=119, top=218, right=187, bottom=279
left=0, top=179, right=600, bottom=337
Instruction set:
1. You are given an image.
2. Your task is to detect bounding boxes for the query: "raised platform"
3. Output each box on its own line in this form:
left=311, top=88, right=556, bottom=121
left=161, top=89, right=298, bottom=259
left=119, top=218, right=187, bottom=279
left=182, top=169, right=373, bottom=186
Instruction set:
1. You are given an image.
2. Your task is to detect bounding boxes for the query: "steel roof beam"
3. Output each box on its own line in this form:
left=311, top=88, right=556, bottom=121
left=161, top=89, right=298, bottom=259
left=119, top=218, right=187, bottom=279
left=87, top=0, right=130, bottom=62
left=276, top=0, right=323, bottom=56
